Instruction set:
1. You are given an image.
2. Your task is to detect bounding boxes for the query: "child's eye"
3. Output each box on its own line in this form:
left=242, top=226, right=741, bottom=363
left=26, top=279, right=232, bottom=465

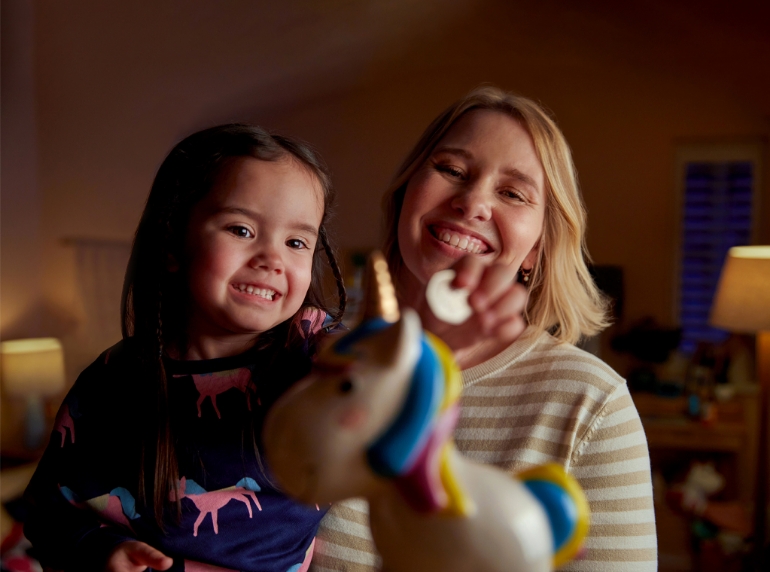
left=287, top=238, right=308, bottom=250
left=229, top=226, right=254, bottom=238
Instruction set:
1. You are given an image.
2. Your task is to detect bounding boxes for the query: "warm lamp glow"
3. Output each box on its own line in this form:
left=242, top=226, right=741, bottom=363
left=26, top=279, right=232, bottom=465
left=710, top=245, right=770, bottom=567
left=710, top=246, right=770, bottom=333
left=1, top=337, right=66, bottom=450
left=0, top=337, right=66, bottom=397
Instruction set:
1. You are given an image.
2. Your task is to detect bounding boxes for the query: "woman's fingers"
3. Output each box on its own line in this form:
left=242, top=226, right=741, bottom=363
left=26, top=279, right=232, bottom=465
left=477, top=283, right=528, bottom=341
left=423, top=256, right=528, bottom=353
left=467, top=263, right=520, bottom=313
left=106, top=541, right=173, bottom=572
left=449, top=254, right=486, bottom=293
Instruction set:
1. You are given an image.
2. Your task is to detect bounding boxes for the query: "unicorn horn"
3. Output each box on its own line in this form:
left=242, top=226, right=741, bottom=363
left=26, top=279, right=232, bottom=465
left=361, top=251, right=400, bottom=323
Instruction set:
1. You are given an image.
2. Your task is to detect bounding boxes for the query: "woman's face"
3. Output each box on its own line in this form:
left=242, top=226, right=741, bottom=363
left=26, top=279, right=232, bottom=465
left=397, top=109, right=546, bottom=289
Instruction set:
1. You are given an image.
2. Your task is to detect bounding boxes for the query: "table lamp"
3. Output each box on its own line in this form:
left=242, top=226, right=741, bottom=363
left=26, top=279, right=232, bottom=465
left=0, top=337, right=66, bottom=450
left=710, top=245, right=770, bottom=569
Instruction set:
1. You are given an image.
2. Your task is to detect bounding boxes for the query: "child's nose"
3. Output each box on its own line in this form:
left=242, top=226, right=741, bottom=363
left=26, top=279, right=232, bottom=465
left=249, top=246, right=284, bottom=274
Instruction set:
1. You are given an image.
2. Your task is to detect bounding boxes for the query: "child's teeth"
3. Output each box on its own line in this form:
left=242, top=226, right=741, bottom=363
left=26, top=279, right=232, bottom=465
left=236, top=284, right=276, bottom=300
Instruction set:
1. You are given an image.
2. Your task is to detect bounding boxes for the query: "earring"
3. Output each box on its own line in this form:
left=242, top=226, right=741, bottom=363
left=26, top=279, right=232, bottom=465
left=519, top=267, right=532, bottom=284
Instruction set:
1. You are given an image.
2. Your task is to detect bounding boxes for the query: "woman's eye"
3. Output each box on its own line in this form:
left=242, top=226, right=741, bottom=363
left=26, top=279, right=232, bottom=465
left=435, top=163, right=465, bottom=179
left=229, top=226, right=253, bottom=238
left=501, top=189, right=526, bottom=202
left=287, top=238, right=308, bottom=250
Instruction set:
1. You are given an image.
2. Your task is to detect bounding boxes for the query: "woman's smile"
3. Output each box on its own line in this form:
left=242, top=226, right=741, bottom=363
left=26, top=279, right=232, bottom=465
left=427, top=222, right=493, bottom=255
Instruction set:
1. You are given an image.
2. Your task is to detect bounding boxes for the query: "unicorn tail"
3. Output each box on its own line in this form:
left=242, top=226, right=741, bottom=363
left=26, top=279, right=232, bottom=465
left=518, top=463, right=590, bottom=568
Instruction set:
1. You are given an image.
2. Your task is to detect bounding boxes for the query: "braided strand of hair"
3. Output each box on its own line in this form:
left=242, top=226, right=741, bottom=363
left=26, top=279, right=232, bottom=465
left=319, top=227, right=347, bottom=328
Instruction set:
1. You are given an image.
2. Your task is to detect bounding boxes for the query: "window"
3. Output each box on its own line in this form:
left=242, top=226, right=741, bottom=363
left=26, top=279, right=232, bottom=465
left=674, top=143, right=763, bottom=355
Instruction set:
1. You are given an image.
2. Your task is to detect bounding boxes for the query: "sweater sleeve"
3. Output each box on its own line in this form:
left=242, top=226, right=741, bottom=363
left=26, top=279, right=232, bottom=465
left=309, top=499, right=379, bottom=572
left=23, top=350, right=136, bottom=571
left=562, top=383, right=658, bottom=572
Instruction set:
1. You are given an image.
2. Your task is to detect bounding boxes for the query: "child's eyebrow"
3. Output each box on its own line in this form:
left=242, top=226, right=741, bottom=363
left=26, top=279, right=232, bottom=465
left=218, top=206, right=319, bottom=237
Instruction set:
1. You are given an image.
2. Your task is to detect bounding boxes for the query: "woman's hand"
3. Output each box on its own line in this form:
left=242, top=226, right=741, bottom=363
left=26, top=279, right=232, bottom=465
left=105, top=541, right=173, bottom=572
left=421, top=255, right=529, bottom=367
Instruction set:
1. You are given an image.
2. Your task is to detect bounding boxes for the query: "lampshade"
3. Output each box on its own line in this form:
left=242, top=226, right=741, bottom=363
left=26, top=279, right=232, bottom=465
left=0, top=337, right=66, bottom=397
left=710, top=246, right=770, bottom=333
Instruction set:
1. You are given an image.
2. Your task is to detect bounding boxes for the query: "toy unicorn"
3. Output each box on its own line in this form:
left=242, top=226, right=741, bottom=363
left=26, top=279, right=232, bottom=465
left=264, top=252, right=589, bottom=571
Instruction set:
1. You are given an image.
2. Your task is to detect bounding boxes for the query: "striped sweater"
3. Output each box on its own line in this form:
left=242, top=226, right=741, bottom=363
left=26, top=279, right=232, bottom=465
left=310, top=328, right=657, bottom=571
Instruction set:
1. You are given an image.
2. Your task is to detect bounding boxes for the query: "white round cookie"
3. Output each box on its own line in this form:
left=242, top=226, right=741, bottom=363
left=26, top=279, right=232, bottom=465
left=426, top=269, right=472, bottom=325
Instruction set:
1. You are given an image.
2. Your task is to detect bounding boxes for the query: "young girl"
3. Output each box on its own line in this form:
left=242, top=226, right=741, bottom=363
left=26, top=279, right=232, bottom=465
left=23, top=124, right=347, bottom=572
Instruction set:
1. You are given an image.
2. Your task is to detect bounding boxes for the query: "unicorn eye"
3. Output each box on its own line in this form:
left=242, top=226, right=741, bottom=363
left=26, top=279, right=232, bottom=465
left=338, top=379, right=353, bottom=394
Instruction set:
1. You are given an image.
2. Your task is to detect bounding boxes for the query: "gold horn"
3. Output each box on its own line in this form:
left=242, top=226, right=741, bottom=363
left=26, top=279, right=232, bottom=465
left=361, top=251, right=400, bottom=323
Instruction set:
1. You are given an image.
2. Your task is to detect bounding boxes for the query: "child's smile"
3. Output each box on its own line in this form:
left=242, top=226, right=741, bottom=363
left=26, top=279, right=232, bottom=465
left=183, top=156, right=324, bottom=358
left=232, top=283, right=277, bottom=301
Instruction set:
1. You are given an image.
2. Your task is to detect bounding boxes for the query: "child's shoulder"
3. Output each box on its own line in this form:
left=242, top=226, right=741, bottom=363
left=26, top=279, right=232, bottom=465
left=286, top=306, right=343, bottom=360
left=74, top=338, right=143, bottom=386
left=290, top=307, right=334, bottom=338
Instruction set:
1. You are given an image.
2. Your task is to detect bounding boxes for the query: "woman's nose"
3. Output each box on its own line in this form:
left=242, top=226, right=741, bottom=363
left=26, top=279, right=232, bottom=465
left=450, top=183, right=493, bottom=221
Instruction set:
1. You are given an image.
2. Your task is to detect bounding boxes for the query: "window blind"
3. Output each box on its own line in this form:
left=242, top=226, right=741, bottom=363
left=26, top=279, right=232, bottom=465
left=678, top=161, right=753, bottom=354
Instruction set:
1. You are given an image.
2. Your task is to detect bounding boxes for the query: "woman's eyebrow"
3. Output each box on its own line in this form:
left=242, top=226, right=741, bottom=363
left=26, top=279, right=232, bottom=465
left=501, top=168, right=539, bottom=191
left=433, top=147, right=540, bottom=192
left=432, top=146, right=472, bottom=159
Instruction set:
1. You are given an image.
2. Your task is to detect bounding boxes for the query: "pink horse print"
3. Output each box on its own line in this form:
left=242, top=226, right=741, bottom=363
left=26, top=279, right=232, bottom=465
left=178, top=368, right=254, bottom=418
left=172, top=476, right=262, bottom=536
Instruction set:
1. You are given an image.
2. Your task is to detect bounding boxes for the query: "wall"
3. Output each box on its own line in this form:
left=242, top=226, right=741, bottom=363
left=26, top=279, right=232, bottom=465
left=2, top=1, right=769, bottom=449
left=1, top=0, right=43, bottom=452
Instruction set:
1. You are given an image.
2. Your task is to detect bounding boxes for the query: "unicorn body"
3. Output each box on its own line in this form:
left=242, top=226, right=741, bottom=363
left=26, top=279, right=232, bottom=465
left=264, top=295, right=589, bottom=571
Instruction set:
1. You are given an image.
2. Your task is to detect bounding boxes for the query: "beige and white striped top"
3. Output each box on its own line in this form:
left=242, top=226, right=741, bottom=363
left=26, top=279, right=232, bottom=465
left=310, top=328, right=657, bottom=571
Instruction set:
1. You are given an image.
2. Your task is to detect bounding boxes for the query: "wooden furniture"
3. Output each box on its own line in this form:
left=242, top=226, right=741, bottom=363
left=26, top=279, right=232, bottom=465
left=634, top=391, right=759, bottom=506
left=634, top=391, right=760, bottom=570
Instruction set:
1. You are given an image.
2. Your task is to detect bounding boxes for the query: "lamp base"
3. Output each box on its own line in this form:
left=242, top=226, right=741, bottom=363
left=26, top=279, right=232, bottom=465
left=753, top=331, right=770, bottom=571
left=23, top=395, right=46, bottom=451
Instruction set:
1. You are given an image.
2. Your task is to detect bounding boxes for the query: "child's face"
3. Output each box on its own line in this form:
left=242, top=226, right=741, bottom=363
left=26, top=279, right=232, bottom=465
left=184, top=156, right=324, bottom=348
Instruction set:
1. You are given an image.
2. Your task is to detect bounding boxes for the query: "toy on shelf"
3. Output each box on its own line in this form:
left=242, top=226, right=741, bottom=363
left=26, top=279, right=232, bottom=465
left=666, top=462, right=752, bottom=538
left=263, top=252, right=589, bottom=571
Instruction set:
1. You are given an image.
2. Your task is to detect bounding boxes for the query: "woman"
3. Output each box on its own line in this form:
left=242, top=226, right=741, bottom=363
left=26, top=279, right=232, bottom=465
left=311, top=87, right=656, bottom=571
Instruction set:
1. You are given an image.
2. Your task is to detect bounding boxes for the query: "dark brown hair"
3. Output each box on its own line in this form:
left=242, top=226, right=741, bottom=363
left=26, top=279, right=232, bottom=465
left=121, top=123, right=346, bottom=525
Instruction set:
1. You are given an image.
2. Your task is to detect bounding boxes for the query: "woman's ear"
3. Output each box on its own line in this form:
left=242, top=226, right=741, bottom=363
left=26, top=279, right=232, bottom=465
left=521, top=241, right=540, bottom=273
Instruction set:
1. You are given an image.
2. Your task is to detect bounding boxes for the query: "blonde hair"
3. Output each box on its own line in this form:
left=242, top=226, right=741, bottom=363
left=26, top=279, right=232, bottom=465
left=382, top=86, right=609, bottom=345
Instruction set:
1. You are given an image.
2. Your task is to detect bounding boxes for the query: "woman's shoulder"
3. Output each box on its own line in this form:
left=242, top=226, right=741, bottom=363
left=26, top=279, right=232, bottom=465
left=464, top=328, right=626, bottom=401
left=530, top=331, right=625, bottom=386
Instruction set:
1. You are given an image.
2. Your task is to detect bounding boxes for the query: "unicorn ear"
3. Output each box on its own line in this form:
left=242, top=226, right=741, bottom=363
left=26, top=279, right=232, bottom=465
left=361, top=251, right=400, bottom=324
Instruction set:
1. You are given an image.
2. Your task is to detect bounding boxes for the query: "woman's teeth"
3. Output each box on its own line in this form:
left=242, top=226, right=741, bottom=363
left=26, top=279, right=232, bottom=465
left=236, top=284, right=275, bottom=300
left=436, top=230, right=486, bottom=254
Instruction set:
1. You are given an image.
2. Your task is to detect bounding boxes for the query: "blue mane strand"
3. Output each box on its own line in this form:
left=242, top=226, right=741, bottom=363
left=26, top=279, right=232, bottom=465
left=366, top=335, right=444, bottom=477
